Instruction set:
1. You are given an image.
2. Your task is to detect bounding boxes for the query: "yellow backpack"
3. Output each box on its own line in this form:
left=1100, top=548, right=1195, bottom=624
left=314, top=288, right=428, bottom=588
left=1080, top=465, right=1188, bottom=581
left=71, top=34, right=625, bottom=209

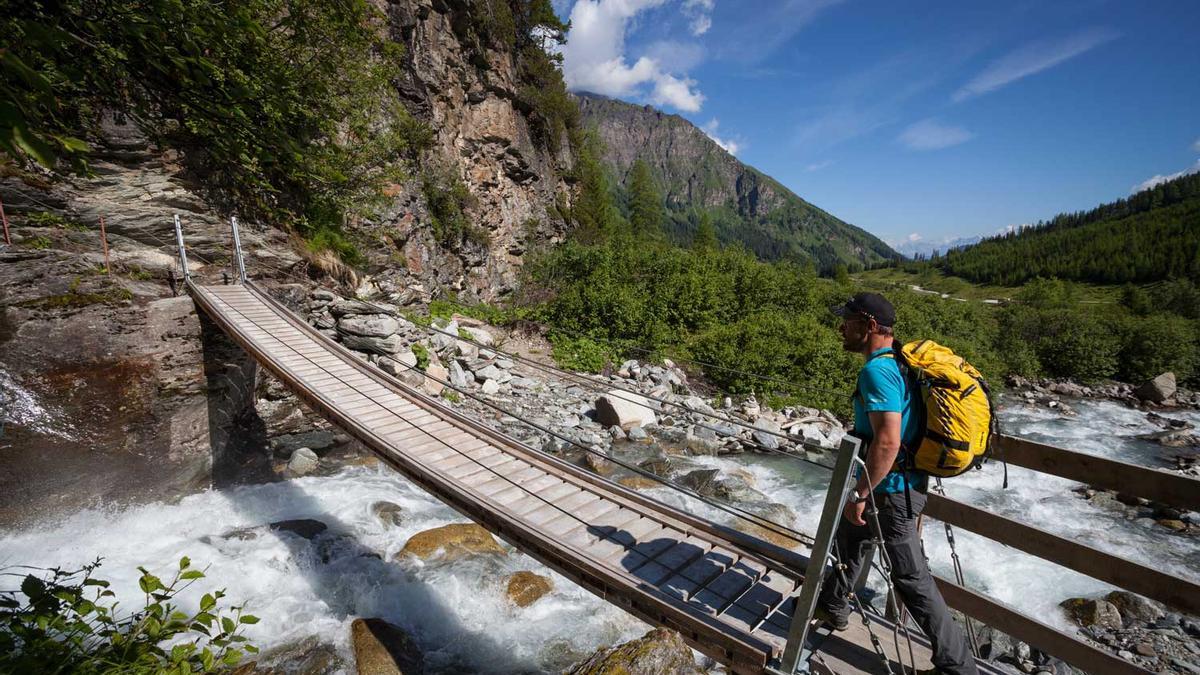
left=895, top=339, right=995, bottom=477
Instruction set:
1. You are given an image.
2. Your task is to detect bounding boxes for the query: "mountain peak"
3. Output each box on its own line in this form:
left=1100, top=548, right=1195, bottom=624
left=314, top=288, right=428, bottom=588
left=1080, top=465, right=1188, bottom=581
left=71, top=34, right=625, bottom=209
left=574, top=93, right=898, bottom=270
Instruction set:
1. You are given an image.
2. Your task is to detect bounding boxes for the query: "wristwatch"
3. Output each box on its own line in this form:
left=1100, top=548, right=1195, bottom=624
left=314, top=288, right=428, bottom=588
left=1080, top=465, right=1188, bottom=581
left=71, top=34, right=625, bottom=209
left=848, top=491, right=869, bottom=505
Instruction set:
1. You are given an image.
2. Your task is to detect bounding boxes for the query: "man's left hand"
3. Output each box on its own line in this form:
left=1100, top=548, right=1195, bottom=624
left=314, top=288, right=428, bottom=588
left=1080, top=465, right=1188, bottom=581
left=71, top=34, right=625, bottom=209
left=843, top=497, right=867, bottom=526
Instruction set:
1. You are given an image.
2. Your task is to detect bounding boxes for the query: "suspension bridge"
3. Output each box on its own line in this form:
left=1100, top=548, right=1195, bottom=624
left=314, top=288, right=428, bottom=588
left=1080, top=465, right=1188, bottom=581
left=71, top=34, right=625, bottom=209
left=172, top=216, right=1198, bottom=674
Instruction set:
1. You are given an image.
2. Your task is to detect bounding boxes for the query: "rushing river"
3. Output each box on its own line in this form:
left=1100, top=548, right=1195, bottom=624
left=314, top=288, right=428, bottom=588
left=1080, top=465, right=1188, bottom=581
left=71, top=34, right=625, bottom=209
left=1, top=396, right=1197, bottom=672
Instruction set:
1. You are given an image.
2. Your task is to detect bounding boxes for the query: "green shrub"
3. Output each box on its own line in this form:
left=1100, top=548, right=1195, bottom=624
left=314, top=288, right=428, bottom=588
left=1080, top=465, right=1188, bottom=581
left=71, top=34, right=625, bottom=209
left=1035, top=312, right=1119, bottom=381
left=26, top=236, right=52, bottom=250
left=411, top=343, right=430, bottom=371
left=306, top=225, right=363, bottom=266
left=26, top=211, right=84, bottom=230
left=1117, top=314, right=1198, bottom=384
left=0, top=557, right=257, bottom=673
left=549, top=334, right=614, bottom=373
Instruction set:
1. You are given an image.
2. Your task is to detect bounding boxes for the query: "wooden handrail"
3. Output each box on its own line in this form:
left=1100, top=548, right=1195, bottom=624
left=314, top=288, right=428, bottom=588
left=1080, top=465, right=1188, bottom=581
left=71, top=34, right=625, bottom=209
left=925, top=493, right=1200, bottom=616
left=994, top=434, right=1200, bottom=510
left=936, top=576, right=1154, bottom=675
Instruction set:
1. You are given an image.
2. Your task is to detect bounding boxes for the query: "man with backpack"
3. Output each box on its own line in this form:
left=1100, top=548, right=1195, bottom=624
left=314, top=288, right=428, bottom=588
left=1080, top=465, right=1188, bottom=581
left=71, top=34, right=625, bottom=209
left=816, top=292, right=978, bottom=675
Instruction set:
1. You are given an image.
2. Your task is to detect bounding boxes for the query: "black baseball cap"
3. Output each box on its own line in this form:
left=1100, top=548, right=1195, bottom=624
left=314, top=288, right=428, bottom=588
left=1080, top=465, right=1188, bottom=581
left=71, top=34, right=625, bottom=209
left=832, top=292, right=896, bottom=328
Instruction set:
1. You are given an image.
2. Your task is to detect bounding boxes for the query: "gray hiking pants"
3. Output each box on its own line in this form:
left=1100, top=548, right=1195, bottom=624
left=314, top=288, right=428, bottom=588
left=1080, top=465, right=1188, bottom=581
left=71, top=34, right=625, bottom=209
left=818, top=490, right=978, bottom=675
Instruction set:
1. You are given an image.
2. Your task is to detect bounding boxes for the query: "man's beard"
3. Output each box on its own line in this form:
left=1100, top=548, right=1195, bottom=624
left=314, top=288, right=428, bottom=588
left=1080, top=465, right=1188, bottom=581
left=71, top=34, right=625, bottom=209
left=842, top=330, right=868, bottom=352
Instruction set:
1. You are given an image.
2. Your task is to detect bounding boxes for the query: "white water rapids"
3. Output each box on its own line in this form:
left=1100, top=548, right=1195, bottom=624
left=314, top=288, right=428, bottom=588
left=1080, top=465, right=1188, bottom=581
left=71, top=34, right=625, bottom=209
left=1, top=396, right=1196, bottom=672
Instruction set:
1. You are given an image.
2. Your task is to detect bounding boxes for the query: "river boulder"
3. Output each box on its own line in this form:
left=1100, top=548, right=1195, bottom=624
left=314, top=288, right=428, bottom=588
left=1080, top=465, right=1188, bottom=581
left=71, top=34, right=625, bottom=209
left=397, top=523, right=506, bottom=562
left=1060, top=597, right=1123, bottom=630
left=1105, top=591, right=1165, bottom=625
left=567, top=628, right=702, bottom=675
left=595, top=391, right=657, bottom=430
left=1136, top=372, right=1176, bottom=403
left=286, top=447, right=319, bottom=476
left=505, top=571, right=553, bottom=607
left=350, top=618, right=423, bottom=675
left=338, top=314, right=400, bottom=338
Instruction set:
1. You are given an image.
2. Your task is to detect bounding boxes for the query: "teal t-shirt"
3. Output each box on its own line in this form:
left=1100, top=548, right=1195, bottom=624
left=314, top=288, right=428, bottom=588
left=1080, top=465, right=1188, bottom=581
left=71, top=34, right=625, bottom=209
left=853, top=347, right=927, bottom=494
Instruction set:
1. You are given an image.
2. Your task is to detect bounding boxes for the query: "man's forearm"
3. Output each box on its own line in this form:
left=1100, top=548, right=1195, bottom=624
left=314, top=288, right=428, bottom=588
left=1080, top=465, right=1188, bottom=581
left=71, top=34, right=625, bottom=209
left=855, top=438, right=901, bottom=495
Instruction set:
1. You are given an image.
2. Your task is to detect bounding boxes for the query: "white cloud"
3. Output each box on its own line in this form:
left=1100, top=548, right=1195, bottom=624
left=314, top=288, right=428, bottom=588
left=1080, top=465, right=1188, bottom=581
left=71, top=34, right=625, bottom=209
left=701, top=118, right=741, bottom=155
left=805, top=160, right=832, bottom=172
left=897, top=119, right=974, bottom=150
left=682, top=0, right=714, bottom=36
left=1131, top=159, right=1200, bottom=194
left=560, top=0, right=706, bottom=112
left=1193, top=137, right=1200, bottom=152
left=907, top=232, right=921, bottom=242
left=652, top=73, right=706, bottom=111
left=953, top=28, right=1118, bottom=102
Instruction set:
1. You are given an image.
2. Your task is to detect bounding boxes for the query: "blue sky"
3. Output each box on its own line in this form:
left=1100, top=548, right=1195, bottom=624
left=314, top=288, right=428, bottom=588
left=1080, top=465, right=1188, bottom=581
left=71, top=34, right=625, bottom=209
left=553, top=0, right=1200, bottom=252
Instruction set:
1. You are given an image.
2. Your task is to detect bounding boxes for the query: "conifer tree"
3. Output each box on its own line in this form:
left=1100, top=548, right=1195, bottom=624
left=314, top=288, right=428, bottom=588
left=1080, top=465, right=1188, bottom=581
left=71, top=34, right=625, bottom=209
left=693, top=211, right=718, bottom=250
left=627, top=159, right=665, bottom=236
left=571, top=130, right=621, bottom=241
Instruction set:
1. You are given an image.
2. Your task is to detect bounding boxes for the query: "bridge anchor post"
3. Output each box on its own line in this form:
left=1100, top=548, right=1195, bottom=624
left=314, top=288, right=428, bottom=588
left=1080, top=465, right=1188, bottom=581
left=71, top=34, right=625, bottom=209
left=229, top=215, right=247, bottom=284
left=172, top=214, right=190, bottom=281
left=777, top=435, right=862, bottom=674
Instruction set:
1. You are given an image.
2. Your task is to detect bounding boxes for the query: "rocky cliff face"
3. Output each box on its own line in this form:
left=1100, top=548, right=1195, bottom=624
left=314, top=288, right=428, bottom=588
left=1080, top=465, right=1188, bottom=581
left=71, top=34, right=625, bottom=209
left=0, top=0, right=576, bottom=525
left=575, top=92, right=896, bottom=270
left=359, top=0, right=575, bottom=301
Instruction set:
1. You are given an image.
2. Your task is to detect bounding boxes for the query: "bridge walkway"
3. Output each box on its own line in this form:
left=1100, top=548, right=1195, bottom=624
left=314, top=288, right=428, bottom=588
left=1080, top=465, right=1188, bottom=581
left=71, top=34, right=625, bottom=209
left=191, top=281, right=944, bottom=674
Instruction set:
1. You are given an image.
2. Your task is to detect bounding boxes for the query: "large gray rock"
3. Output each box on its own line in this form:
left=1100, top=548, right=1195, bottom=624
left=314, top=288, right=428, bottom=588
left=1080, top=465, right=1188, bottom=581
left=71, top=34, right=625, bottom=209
left=1060, top=597, right=1123, bottom=630
left=448, top=361, right=471, bottom=388
left=286, top=447, right=319, bottom=476
left=430, top=319, right=460, bottom=351
left=1136, top=372, right=1176, bottom=403
left=330, top=299, right=394, bottom=317
left=595, top=391, right=657, bottom=430
left=341, top=333, right=404, bottom=355
left=337, top=314, right=399, bottom=338
left=475, top=363, right=512, bottom=384
left=460, top=325, right=495, bottom=346
left=752, top=419, right=782, bottom=450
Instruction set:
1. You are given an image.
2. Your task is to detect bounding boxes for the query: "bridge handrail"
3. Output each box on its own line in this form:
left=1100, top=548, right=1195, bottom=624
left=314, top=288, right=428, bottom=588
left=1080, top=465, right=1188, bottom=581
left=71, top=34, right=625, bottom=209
left=925, top=493, right=1199, bottom=615
left=936, top=576, right=1153, bottom=675
left=994, top=433, right=1200, bottom=511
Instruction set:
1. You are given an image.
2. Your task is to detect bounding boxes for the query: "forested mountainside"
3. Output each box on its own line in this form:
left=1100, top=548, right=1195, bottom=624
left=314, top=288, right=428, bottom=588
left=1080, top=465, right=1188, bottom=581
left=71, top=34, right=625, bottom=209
left=575, top=93, right=898, bottom=271
left=929, top=172, right=1200, bottom=285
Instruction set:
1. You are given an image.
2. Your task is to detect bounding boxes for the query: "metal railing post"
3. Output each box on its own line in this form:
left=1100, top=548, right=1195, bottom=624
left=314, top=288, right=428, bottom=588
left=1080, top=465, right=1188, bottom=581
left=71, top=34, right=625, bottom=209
left=229, top=215, right=247, bottom=284
left=99, top=215, right=110, bottom=274
left=779, top=435, right=862, bottom=673
left=0, top=195, right=10, bottom=245
left=172, top=214, right=190, bottom=281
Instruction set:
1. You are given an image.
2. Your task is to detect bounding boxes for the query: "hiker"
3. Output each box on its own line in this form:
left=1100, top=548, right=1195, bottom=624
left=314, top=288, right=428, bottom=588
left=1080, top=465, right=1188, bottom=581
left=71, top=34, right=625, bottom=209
left=817, top=292, right=978, bottom=675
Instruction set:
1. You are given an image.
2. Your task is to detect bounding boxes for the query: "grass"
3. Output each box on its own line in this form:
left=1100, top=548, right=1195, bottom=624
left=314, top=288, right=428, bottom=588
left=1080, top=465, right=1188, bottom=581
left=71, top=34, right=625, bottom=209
left=855, top=267, right=1125, bottom=304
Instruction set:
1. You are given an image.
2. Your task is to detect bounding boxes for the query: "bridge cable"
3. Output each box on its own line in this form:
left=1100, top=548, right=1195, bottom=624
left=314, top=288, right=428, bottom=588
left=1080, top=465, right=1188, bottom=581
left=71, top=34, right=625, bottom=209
left=362, top=342, right=817, bottom=547
left=229, top=251, right=846, bottom=475
left=209, top=247, right=846, bottom=480
left=196, top=269, right=819, bottom=548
